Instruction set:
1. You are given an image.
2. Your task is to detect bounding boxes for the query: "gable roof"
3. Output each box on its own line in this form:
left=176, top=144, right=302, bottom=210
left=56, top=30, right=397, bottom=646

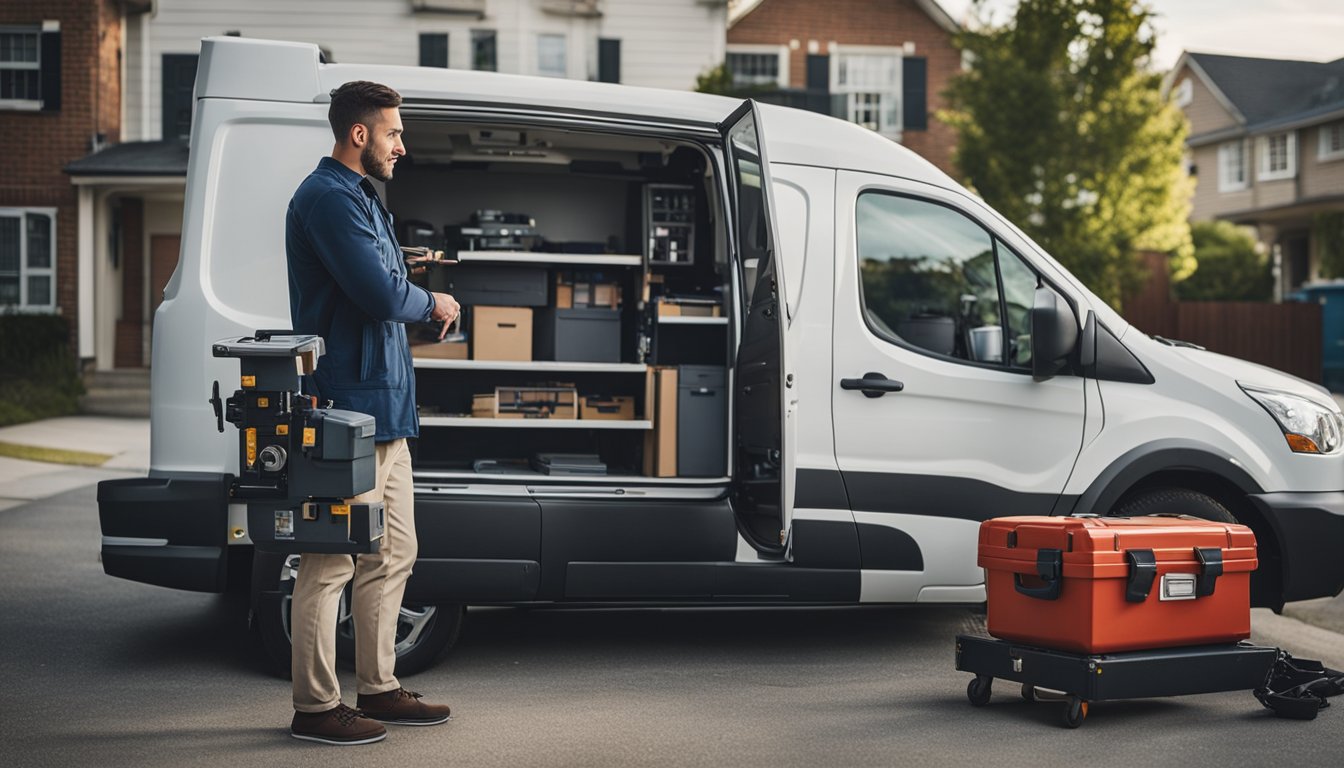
left=1180, top=51, right=1344, bottom=139
left=729, top=0, right=958, bottom=33
left=64, top=140, right=190, bottom=177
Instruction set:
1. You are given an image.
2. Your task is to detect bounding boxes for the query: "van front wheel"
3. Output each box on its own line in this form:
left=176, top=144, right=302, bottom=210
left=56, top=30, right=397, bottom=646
left=251, top=552, right=465, bottom=679
left=1109, top=487, right=1235, bottom=523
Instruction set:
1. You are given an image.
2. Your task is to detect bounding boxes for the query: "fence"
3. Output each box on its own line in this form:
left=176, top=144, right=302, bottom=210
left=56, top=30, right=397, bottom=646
left=1123, top=253, right=1323, bottom=383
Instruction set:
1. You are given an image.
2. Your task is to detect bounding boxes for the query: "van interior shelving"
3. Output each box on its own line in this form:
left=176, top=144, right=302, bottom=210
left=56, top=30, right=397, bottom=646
left=386, top=120, right=734, bottom=484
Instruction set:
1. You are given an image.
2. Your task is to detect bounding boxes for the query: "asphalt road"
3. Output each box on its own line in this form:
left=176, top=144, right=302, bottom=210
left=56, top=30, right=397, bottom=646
left=2, top=482, right=1340, bottom=768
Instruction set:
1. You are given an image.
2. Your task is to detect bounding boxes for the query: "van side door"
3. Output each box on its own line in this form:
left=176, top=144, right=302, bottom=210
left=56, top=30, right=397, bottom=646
left=831, top=171, right=1089, bottom=603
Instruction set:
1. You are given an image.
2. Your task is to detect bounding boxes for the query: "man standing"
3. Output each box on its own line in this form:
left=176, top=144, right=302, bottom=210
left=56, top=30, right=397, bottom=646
left=285, top=80, right=458, bottom=746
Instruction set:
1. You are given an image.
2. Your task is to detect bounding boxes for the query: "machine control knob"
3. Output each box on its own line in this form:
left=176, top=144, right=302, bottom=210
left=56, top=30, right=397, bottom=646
left=258, top=445, right=288, bottom=473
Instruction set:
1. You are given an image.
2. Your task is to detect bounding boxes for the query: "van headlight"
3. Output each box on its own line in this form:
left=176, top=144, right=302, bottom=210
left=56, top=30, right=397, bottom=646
left=1240, top=384, right=1344, bottom=455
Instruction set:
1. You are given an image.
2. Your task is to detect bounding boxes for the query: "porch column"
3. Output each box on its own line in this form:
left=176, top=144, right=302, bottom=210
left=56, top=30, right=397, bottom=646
left=77, top=185, right=94, bottom=360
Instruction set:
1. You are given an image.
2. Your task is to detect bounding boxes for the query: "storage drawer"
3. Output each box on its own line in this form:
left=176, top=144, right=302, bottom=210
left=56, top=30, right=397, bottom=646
left=535, top=307, right=621, bottom=362
left=445, top=265, right=547, bottom=307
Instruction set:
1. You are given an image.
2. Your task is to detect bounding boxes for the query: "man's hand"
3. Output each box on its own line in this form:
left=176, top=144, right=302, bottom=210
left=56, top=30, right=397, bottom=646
left=430, top=292, right=461, bottom=340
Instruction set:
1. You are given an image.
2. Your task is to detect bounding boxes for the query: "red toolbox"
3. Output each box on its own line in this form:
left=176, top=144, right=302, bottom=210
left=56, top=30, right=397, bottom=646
left=979, top=515, right=1257, bottom=654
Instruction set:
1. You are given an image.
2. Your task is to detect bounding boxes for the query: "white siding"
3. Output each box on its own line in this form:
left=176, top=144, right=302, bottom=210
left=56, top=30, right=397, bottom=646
left=602, top=0, right=726, bottom=90
left=134, top=0, right=727, bottom=140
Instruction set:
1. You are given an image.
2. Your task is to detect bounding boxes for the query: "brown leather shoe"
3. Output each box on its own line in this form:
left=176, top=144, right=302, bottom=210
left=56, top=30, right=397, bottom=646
left=356, top=688, right=452, bottom=726
left=291, top=703, right=387, bottom=746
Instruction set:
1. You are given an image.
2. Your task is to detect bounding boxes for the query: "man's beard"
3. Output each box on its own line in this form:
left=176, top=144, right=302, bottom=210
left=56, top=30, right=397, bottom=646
left=361, top=143, right=393, bottom=182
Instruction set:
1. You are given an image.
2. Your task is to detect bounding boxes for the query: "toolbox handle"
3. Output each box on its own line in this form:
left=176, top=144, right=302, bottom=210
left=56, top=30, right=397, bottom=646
left=1013, top=548, right=1063, bottom=601
left=1126, top=549, right=1157, bottom=602
left=1194, top=547, right=1223, bottom=597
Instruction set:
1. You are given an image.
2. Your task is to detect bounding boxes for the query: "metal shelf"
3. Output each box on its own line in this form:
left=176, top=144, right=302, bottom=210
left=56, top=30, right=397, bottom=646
left=414, top=470, right=729, bottom=486
left=413, top=359, right=647, bottom=372
left=420, top=417, right=651, bottom=430
left=657, top=316, right=728, bottom=325
left=453, top=251, right=642, bottom=267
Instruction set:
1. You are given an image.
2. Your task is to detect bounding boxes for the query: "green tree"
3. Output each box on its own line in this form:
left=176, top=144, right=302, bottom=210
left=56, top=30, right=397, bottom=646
left=1174, top=221, right=1271, bottom=301
left=941, top=0, right=1193, bottom=308
left=694, top=62, right=736, bottom=95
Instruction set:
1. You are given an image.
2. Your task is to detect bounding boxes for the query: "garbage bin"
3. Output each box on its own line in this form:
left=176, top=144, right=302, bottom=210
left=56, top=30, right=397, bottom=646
left=1295, top=282, right=1344, bottom=392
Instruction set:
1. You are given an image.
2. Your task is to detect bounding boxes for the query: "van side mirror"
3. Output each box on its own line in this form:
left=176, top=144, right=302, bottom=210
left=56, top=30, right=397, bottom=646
left=1030, top=286, right=1078, bottom=381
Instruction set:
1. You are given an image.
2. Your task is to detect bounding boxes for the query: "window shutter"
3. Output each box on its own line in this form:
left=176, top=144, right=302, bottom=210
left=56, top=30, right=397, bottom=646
left=161, top=54, right=199, bottom=141
left=598, top=38, right=620, bottom=83
left=902, top=56, right=927, bottom=131
left=39, top=28, right=60, bottom=112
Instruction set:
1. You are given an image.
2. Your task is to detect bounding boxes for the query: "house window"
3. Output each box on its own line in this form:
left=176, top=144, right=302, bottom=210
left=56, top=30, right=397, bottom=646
left=1319, top=122, right=1344, bottom=162
left=1257, top=131, right=1297, bottom=181
left=726, top=47, right=787, bottom=88
left=471, top=30, right=496, bottom=72
left=1174, top=78, right=1193, bottom=108
left=537, top=34, right=567, bottom=78
left=419, top=33, right=448, bottom=68
left=1217, top=140, right=1247, bottom=191
left=0, top=209, right=56, bottom=311
left=0, top=27, right=41, bottom=108
left=832, top=48, right=902, bottom=136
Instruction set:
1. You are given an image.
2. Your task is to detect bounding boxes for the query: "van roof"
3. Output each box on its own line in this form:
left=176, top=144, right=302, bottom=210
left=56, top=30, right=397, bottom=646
left=197, top=36, right=955, bottom=186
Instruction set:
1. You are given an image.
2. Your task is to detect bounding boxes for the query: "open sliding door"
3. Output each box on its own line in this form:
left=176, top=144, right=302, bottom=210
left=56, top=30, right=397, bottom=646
left=720, top=100, right=792, bottom=555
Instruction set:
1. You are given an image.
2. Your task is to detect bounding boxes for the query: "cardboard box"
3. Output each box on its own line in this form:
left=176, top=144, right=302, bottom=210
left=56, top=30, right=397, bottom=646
left=580, top=395, right=635, bottom=421
left=655, top=298, right=721, bottom=318
left=411, top=341, right=468, bottom=360
left=472, top=306, right=532, bottom=361
left=641, top=367, right=678, bottom=477
left=475, top=386, right=577, bottom=419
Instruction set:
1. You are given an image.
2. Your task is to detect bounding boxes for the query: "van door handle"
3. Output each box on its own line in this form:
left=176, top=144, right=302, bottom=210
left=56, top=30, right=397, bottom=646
left=840, top=372, right=904, bottom=398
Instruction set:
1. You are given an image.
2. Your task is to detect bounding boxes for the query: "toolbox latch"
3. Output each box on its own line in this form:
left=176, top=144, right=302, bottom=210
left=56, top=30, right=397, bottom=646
left=1014, top=548, right=1063, bottom=601
left=1194, top=547, right=1223, bottom=597
left=1125, top=549, right=1157, bottom=603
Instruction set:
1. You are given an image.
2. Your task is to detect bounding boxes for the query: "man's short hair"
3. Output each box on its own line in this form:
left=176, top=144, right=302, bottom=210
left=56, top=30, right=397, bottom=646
left=328, top=81, right=402, bottom=143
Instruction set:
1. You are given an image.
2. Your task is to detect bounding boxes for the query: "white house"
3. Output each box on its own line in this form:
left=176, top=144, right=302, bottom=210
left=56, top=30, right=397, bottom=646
left=66, top=0, right=727, bottom=383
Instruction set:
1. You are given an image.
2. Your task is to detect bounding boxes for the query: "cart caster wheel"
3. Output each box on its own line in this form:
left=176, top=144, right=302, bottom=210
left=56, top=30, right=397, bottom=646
left=1062, top=696, right=1089, bottom=729
left=967, top=675, right=993, bottom=707
left=1021, top=683, right=1036, bottom=703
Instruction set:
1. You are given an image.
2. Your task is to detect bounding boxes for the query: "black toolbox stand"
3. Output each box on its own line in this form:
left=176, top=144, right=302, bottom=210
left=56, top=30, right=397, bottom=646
left=955, top=634, right=1278, bottom=728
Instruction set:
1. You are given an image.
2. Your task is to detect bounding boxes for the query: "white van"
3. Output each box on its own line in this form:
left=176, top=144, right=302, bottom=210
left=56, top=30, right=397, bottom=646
left=99, top=37, right=1344, bottom=674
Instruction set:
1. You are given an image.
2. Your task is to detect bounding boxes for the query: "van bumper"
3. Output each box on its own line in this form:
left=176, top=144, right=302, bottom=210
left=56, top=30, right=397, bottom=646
left=1248, top=491, right=1344, bottom=603
left=97, top=473, right=232, bottom=593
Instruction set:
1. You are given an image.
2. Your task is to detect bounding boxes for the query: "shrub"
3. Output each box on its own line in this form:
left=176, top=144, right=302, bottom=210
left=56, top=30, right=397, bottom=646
left=0, top=313, right=83, bottom=426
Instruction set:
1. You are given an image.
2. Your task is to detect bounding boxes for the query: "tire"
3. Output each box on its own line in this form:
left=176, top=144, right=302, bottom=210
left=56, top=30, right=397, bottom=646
left=1109, top=487, right=1235, bottom=523
left=251, top=551, right=465, bottom=679
left=967, top=675, right=993, bottom=707
left=1062, top=696, right=1088, bottom=729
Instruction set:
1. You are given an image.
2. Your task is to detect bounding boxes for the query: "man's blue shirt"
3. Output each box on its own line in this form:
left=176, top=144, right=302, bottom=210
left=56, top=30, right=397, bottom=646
left=286, top=157, right=434, bottom=442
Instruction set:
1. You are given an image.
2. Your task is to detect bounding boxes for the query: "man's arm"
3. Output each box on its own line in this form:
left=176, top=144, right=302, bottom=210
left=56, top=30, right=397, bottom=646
left=303, top=189, right=436, bottom=323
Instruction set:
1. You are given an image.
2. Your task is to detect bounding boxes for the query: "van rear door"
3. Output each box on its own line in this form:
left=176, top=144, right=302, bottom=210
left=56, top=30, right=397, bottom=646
left=720, top=101, right=792, bottom=554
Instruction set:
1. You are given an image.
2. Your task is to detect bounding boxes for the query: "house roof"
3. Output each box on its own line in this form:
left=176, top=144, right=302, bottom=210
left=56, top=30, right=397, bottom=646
left=1181, top=51, right=1344, bottom=140
left=729, top=0, right=959, bottom=33
left=63, top=140, right=190, bottom=177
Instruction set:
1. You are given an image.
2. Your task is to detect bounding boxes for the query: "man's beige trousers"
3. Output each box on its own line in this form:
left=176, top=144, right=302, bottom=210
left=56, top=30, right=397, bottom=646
left=291, top=437, right=416, bottom=712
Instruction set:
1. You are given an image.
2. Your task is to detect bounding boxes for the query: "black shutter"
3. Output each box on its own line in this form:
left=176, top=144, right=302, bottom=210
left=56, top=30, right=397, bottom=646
left=161, top=54, right=198, bottom=141
left=805, top=54, right=831, bottom=116
left=902, top=56, right=927, bottom=131
left=39, top=28, right=60, bottom=112
left=419, top=33, right=448, bottom=68
left=598, top=38, right=620, bottom=83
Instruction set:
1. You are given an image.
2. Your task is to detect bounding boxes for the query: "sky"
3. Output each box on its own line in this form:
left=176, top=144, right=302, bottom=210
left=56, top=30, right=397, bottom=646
left=937, top=0, right=1344, bottom=71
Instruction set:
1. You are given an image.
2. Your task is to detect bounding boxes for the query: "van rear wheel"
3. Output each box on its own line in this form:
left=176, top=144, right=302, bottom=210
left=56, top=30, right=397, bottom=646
left=1109, top=487, right=1235, bottom=523
left=251, top=552, right=464, bottom=679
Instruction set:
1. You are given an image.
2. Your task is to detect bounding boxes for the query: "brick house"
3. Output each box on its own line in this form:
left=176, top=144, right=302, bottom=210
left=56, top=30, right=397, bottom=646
left=0, top=1, right=121, bottom=350
left=726, top=0, right=959, bottom=175
left=1169, top=51, right=1344, bottom=298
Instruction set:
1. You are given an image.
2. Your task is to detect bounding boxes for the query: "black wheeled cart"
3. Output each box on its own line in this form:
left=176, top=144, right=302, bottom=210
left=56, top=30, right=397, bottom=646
left=955, top=634, right=1278, bottom=728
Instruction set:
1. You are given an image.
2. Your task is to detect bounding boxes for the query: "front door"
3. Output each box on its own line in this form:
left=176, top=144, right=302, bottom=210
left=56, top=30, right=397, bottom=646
left=831, top=170, right=1088, bottom=602
left=720, top=100, right=792, bottom=554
